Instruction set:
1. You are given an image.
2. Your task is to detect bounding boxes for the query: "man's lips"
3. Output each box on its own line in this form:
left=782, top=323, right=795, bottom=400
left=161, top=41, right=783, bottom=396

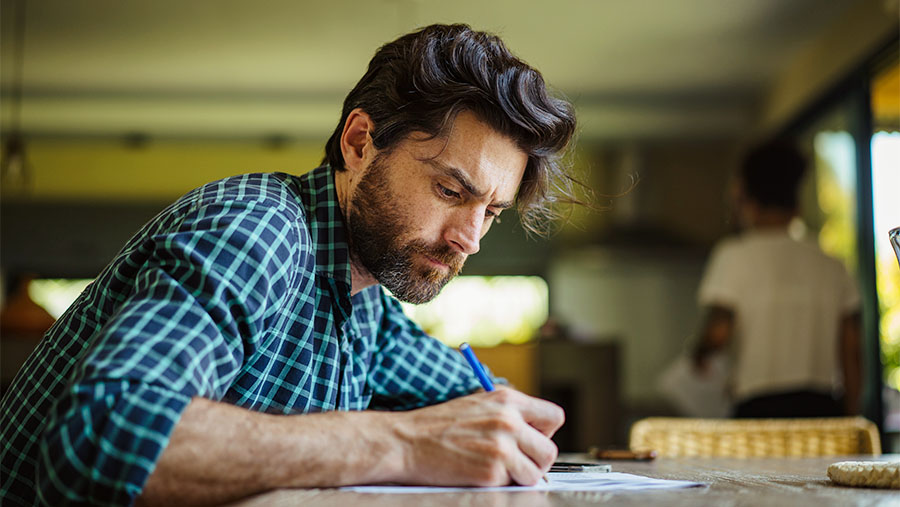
left=423, top=255, right=450, bottom=270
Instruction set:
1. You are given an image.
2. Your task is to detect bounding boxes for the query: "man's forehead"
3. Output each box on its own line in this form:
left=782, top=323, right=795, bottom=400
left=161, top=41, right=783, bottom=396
left=404, top=113, right=527, bottom=199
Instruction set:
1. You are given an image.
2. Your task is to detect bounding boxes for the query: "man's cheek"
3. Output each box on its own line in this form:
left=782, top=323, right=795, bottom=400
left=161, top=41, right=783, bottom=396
left=480, top=220, right=493, bottom=238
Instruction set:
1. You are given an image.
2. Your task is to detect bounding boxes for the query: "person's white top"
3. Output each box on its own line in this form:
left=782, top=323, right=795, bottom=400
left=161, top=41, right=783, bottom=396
left=698, top=227, right=861, bottom=402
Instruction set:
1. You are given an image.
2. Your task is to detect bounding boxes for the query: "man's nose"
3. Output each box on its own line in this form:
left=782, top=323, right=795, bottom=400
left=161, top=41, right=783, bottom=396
left=445, top=207, right=482, bottom=255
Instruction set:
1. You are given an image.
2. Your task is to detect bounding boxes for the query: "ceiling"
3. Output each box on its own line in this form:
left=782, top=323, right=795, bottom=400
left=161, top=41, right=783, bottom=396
left=0, top=0, right=861, bottom=141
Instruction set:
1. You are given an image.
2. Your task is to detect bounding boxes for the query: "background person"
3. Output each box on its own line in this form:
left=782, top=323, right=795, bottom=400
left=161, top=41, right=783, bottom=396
left=693, top=139, right=862, bottom=418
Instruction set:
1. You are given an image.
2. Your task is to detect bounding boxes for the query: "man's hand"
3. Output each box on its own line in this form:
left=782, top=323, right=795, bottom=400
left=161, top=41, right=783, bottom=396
left=139, top=391, right=564, bottom=505
left=391, top=389, right=564, bottom=487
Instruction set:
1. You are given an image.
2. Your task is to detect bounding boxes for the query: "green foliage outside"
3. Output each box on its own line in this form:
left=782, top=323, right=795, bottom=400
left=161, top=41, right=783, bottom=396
left=813, top=131, right=900, bottom=391
left=877, top=256, right=900, bottom=389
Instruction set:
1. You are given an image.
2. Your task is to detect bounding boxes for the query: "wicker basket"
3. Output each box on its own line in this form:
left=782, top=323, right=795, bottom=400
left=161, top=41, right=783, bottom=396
left=629, top=417, right=881, bottom=458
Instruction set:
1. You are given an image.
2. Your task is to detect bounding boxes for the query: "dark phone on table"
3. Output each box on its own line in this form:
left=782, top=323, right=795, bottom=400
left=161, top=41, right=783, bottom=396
left=550, top=462, right=611, bottom=473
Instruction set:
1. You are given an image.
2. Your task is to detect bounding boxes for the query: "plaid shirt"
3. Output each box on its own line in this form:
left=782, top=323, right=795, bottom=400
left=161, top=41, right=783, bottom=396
left=0, top=165, right=485, bottom=506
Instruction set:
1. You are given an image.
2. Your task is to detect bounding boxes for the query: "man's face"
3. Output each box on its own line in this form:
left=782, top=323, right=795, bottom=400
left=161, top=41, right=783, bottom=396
left=346, top=111, right=527, bottom=304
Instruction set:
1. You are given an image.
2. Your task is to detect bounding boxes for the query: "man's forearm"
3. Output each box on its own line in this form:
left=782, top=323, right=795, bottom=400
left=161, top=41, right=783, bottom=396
left=138, top=388, right=563, bottom=505
left=137, top=397, right=404, bottom=506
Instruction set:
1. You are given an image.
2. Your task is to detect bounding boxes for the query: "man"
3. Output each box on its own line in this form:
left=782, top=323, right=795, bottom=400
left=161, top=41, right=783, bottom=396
left=693, top=139, right=861, bottom=418
left=1, top=24, right=579, bottom=505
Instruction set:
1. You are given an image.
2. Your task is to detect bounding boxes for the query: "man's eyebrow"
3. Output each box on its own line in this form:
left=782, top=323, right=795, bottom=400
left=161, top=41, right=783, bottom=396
left=425, top=159, right=515, bottom=209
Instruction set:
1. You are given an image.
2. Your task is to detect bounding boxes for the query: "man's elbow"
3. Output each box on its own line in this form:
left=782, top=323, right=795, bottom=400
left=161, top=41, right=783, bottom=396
left=35, top=432, right=95, bottom=506
left=35, top=419, right=143, bottom=506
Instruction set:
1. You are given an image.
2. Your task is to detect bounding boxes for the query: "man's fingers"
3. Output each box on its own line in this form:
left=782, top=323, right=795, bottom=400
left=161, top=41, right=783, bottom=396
left=505, top=451, right=543, bottom=486
left=482, top=389, right=566, bottom=437
left=523, top=401, right=565, bottom=436
left=489, top=390, right=565, bottom=437
left=488, top=392, right=559, bottom=486
left=501, top=419, right=557, bottom=486
left=516, top=421, right=558, bottom=471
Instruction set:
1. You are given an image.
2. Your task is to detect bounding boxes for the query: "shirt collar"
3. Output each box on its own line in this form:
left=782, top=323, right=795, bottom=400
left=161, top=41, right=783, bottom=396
left=295, top=165, right=353, bottom=294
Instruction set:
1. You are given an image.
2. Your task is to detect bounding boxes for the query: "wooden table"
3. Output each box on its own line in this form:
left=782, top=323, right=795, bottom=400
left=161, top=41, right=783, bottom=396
left=230, top=455, right=899, bottom=506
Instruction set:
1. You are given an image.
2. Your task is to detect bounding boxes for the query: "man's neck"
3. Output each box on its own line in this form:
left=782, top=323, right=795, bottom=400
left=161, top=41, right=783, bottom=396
left=750, top=207, right=794, bottom=230
left=334, top=166, right=380, bottom=296
left=348, top=261, right=379, bottom=296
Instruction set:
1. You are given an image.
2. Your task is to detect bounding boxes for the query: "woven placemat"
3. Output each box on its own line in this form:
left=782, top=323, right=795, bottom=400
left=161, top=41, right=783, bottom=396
left=827, top=461, right=899, bottom=489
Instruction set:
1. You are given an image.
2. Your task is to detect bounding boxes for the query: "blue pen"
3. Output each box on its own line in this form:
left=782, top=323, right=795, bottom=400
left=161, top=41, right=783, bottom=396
left=459, top=342, right=495, bottom=392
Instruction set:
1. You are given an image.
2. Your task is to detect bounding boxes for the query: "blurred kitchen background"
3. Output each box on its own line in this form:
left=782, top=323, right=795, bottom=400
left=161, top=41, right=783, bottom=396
left=1, top=0, right=898, bottom=452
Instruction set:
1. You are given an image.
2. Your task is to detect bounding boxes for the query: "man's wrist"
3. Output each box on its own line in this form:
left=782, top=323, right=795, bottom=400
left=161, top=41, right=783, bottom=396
left=356, top=410, right=411, bottom=485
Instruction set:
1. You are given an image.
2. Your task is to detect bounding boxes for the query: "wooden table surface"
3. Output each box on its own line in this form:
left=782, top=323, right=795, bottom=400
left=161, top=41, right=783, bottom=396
left=230, top=455, right=899, bottom=506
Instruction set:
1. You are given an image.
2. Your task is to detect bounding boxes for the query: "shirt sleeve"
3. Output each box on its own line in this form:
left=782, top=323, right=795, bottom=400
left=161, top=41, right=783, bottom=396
left=366, top=292, right=485, bottom=411
left=697, top=239, right=741, bottom=308
left=36, top=197, right=300, bottom=505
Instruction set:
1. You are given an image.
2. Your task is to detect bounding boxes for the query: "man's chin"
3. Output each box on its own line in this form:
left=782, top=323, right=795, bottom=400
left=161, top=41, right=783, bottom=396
left=384, top=273, right=453, bottom=305
left=364, top=251, right=463, bottom=304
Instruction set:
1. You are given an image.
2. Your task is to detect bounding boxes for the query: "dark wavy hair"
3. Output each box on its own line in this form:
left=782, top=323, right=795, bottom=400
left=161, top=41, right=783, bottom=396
left=323, top=23, right=579, bottom=235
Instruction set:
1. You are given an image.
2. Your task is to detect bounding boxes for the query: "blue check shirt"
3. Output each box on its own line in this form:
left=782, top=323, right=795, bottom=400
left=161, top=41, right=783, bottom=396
left=0, top=165, right=485, bottom=506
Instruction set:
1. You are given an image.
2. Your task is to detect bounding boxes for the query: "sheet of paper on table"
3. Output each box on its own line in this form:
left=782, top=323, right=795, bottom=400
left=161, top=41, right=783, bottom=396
left=341, top=472, right=705, bottom=493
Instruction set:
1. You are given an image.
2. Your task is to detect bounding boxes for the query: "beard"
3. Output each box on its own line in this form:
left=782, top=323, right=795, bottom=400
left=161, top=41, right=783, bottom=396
left=346, top=155, right=466, bottom=304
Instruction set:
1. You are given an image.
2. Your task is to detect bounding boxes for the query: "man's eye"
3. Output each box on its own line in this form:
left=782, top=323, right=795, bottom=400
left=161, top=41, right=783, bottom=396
left=438, top=185, right=461, bottom=199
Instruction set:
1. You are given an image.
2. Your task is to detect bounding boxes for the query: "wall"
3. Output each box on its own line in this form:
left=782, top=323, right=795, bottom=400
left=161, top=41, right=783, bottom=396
left=3, top=139, right=324, bottom=202
left=557, top=139, right=739, bottom=249
left=548, top=246, right=706, bottom=409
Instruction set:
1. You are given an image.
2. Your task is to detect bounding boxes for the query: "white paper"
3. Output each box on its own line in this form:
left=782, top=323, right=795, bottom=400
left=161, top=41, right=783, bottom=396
left=341, top=472, right=704, bottom=493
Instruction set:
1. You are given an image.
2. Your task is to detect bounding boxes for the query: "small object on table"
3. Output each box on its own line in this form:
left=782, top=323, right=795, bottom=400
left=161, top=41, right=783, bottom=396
left=550, top=462, right=612, bottom=473
left=827, top=461, right=899, bottom=489
left=589, top=447, right=657, bottom=461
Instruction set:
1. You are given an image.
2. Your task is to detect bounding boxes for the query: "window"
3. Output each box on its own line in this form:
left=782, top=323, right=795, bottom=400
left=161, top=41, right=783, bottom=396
left=871, top=60, right=900, bottom=392
left=810, top=128, right=858, bottom=271
left=400, top=276, right=549, bottom=348
left=28, top=278, right=92, bottom=319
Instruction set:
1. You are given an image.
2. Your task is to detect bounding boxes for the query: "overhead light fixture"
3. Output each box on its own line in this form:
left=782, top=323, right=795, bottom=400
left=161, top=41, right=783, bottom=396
left=1, top=0, right=32, bottom=194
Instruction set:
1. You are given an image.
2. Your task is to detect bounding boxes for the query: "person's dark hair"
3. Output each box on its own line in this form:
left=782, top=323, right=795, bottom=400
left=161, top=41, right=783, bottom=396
left=323, top=23, right=579, bottom=235
left=740, top=138, right=807, bottom=210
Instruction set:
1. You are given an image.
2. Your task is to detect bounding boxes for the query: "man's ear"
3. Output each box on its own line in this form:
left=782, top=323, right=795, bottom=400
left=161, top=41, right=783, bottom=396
left=340, top=109, right=375, bottom=175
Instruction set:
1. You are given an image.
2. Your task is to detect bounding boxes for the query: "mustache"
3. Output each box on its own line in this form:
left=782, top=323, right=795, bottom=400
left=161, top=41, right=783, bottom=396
left=410, top=241, right=465, bottom=272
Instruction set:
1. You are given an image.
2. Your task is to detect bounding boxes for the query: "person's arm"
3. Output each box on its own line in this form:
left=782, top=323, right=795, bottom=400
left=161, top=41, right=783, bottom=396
left=692, top=305, right=735, bottom=372
left=694, top=240, right=739, bottom=374
left=140, top=387, right=563, bottom=505
left=139, top=398, right=402, bottom=505
left=839, top=312, right=862, bottom=415
left=36, top=196, right=300, bottom=505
